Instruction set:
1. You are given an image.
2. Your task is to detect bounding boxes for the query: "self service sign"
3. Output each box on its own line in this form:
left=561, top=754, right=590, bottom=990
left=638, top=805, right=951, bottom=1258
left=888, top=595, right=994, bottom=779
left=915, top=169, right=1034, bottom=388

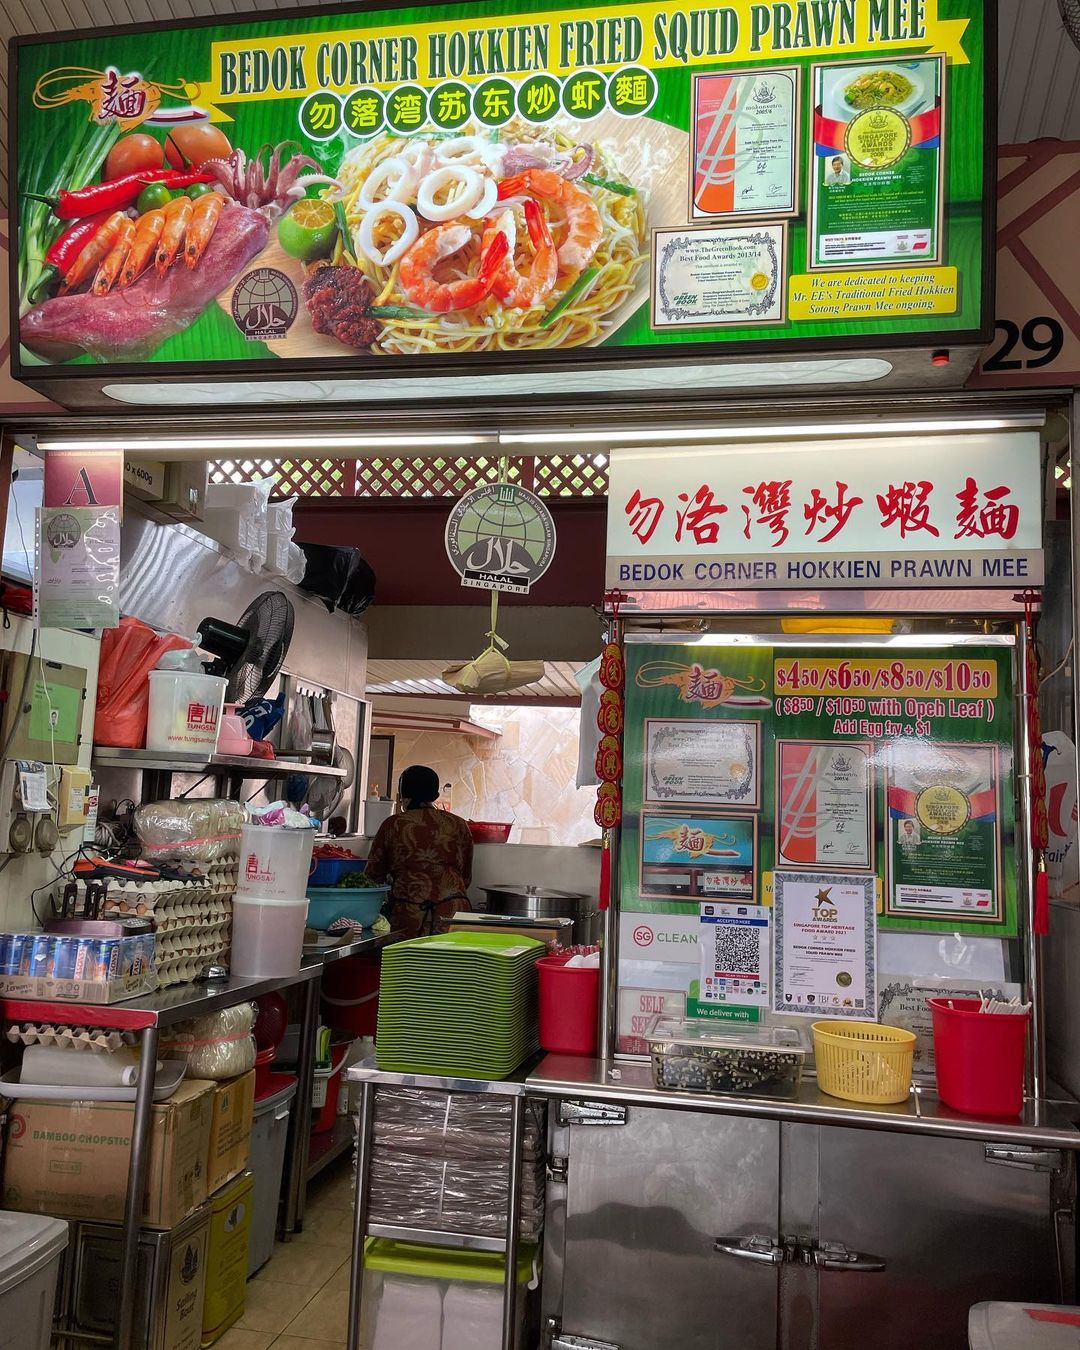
left=606, top=432, right=1044, bottom=590
left=11, top=0, right=990, bottom=381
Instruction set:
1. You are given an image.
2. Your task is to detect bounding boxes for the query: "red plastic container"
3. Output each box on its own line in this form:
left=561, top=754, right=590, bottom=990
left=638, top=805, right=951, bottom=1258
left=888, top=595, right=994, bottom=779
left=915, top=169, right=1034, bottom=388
left=468, top=820, right=513, bottom=843
left=321, top=954, right=380, bottom=1038
left=253, top=1046, right=276, bottom=1098
left=538, top=954, right=600, bottom=1056
left=929, top=996, right=1030, bottom=1117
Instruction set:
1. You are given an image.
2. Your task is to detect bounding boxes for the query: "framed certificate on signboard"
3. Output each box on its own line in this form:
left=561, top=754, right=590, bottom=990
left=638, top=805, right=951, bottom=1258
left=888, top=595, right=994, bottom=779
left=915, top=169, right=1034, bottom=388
left=776, top=740, right=873, bottom=872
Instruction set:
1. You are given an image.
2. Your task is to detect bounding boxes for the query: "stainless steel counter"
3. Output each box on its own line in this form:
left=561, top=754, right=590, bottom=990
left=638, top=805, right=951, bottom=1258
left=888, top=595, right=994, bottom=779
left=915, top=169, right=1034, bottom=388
left=526, top=1054, right=1080, bottom=1147
left=347, top=1053, right=1080, bottom=1148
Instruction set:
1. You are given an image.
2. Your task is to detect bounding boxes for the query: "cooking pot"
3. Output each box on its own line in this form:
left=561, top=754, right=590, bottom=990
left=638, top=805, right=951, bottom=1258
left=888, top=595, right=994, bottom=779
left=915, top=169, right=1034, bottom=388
left=481, top=884, right=598, bottom=943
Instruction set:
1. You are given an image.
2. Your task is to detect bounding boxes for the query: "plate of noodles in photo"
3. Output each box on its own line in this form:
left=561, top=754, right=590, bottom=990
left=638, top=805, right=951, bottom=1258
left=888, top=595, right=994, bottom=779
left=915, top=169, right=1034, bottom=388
left=288, top=113, right=670, bottom=358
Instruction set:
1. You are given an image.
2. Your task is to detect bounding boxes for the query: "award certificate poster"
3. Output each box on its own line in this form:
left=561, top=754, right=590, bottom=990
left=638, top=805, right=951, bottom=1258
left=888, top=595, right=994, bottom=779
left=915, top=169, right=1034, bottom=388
left=886, top=741, right=1003, bottom=923
left=773, top=871, right=876, bottom=1019
left=809, top=56, right=945, bottom=269
left=640, top=811, right=757, bottom=901
left=644, top=718, right=761, bottom=809
left=691, top=68, right=800, bottom=219
left=652, top=223, right=786, bottom=328
left=777, top=741, right=873, bottom=871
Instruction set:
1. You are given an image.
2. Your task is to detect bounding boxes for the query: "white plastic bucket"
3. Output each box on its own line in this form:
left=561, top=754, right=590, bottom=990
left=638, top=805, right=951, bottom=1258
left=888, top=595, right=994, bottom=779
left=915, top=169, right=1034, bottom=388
left=146, top=671, right=227, bottom=753
left=230, top=895, right=308, bottom=978
left=236, top=823, right=315, bottom=902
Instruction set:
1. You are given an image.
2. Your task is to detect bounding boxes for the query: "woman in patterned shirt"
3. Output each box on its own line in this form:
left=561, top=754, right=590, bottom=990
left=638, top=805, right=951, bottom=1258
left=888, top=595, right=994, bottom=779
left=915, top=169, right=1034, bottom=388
left=365, top=765, right=474, bottom=938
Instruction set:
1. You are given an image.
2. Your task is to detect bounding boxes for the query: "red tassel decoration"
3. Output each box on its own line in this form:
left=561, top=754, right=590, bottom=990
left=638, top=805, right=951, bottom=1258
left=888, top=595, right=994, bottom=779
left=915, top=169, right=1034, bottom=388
left=599, top=835, right=612, bottom=911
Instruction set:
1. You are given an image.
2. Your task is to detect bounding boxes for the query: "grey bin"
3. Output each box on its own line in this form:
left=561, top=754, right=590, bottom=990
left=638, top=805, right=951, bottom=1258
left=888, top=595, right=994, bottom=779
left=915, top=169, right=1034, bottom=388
left=248, top=1077, right=298, bottom=1278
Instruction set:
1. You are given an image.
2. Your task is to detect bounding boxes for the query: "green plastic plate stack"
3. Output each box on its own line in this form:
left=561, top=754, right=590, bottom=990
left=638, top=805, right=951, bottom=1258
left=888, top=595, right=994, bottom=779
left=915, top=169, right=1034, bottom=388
left=376, top=931, right=545, bottom=1078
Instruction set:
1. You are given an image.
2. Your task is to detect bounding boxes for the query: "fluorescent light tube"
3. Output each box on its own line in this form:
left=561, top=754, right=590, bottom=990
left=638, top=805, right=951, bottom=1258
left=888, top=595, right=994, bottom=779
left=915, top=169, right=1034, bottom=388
left=37, top=434, right=490, bottom=451
left=499, top=417, right=1039, bottom=445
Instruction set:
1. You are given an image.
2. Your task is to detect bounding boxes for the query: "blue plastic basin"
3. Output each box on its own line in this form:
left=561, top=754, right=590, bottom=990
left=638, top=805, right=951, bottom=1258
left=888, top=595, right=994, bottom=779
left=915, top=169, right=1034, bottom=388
left=306, top=885, right=389, bottom=930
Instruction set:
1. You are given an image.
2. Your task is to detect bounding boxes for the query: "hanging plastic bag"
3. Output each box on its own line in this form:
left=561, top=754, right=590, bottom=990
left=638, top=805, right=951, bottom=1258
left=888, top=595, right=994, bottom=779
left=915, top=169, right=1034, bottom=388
left=93, top=616, right=191, bottom=747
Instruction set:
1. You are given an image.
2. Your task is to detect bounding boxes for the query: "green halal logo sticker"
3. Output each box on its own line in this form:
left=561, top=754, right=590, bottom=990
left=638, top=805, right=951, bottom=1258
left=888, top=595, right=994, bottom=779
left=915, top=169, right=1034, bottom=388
left=445, top=484, right=557, bottom=594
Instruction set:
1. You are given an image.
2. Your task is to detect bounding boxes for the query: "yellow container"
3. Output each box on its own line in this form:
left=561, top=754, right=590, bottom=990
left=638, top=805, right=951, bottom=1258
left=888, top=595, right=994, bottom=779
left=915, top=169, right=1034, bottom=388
left=812, top=1021, right=916, bottom=1104
left=200, top=1171, right=254, bottom=1347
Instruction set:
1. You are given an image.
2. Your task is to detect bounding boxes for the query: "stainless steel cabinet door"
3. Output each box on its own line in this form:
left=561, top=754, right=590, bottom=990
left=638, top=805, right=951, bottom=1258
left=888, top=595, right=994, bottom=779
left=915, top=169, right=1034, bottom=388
left=815, top=1127, right=1058, bottom=1350
left=559, top=1107, right=781, bottom=1350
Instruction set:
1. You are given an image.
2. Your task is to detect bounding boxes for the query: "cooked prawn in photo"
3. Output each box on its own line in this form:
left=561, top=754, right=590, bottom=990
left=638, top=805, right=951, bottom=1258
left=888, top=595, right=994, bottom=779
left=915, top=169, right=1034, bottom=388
left=321, top=119, right=648, bottom=355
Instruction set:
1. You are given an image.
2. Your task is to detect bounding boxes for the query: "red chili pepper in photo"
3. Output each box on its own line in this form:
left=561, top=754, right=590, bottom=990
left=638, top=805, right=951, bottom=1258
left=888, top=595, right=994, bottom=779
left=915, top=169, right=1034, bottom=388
left=28, top=210, right=112, bottom=302
left=25, top=168, right=215, bottom=220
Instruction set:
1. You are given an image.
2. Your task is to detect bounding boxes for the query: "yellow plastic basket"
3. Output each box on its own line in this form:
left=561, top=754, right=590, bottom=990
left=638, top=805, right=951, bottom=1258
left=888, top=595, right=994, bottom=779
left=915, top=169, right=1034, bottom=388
left=812, top=1021, right=916, bottom=1104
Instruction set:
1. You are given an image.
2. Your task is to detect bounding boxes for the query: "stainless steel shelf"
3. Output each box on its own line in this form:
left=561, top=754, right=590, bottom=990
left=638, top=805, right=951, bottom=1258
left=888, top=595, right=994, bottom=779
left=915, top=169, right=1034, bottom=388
left=91, top=748, right=348, bottom=779
left=367, top=1223, right=507, bottom=1253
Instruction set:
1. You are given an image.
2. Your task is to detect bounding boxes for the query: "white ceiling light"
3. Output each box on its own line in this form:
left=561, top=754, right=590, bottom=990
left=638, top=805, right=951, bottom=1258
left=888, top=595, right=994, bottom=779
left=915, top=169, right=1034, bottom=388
left=499, top=415, right=1042, bottom=445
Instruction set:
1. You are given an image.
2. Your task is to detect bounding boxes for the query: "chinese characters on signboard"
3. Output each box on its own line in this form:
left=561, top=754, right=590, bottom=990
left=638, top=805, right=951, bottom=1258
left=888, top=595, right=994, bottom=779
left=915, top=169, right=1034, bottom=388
left=606, top=433, right=1043, bottom=590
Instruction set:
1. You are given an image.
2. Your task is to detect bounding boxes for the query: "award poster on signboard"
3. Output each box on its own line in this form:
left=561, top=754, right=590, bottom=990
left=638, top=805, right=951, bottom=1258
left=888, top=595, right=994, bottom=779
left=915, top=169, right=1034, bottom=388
left=615, top=638, right=1017, bottom=1051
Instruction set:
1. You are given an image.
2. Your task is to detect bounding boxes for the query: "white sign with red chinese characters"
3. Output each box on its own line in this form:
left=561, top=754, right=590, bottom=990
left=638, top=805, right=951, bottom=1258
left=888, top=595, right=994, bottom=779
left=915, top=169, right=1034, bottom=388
left=606, top=433, right=1043, bottom=590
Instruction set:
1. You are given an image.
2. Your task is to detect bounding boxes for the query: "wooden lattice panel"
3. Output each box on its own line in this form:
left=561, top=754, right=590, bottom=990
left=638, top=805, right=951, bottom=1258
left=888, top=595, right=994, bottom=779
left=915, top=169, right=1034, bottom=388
left=353, top=455, right=525, bottom=498
left=532, top=453, right=609, bottom=497
left=208, top=454, right=608, bottom=497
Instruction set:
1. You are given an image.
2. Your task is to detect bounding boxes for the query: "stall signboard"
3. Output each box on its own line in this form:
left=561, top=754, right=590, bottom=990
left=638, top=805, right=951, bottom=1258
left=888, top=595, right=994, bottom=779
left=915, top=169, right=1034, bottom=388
left=10, top=0, right=989, bottom=381
left=616, top=637, right=1017, bottom=1048
left=606, top=432, right=1043, bottom=590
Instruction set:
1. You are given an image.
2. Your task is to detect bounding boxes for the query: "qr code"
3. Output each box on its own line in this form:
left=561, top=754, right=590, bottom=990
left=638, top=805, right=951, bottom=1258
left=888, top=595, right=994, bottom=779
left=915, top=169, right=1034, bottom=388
left=710, top=923, right=762, bottom=977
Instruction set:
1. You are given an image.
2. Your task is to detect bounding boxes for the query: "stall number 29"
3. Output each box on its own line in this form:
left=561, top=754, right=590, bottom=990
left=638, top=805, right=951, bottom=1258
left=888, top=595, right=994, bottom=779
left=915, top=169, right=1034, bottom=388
left=984, top=316, right=1065, bottom=371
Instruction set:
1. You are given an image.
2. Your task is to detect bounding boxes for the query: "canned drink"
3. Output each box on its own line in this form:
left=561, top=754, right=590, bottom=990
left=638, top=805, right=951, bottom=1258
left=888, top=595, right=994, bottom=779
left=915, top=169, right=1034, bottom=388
left=50, top=936, right=79, bottom=980
left=98, top=939, right=122, bottom=982
left=29, top=934, right=55, bottom=977
left=0, top=934, right=10, bottom=977
left=6, top=934, right=31, bottom=976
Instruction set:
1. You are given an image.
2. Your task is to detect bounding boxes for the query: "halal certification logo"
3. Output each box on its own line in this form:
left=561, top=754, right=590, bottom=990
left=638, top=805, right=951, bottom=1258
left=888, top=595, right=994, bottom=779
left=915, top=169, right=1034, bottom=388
left=232, top=268, right=298, bottom=341
left=445, top=483, right=557, bottom=594
left=46, top=513, right=81, bottom=549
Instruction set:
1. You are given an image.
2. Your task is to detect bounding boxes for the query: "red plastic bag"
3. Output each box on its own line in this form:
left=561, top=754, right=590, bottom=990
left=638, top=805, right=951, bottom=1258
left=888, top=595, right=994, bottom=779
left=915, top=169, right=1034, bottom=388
left=94, top=616, right=191, bottom=748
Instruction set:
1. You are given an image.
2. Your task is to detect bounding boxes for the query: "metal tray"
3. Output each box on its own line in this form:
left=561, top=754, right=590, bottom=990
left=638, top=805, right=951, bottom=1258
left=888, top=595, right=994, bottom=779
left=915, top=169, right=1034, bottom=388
left=0, top=1059, right=187, bottom=1102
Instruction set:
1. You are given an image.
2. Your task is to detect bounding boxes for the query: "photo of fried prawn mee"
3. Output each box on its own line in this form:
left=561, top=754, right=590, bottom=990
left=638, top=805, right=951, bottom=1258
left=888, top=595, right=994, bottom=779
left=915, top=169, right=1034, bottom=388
left=321, top=119, right=648, bottom=354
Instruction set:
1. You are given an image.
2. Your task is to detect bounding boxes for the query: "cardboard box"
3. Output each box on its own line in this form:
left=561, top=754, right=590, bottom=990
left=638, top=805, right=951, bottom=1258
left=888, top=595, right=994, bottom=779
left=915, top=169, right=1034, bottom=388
left=160, top=462, right=208, bottom=521
left=206, top=1071, right=255, bottom=1196
left=123, top=458, right=167, bottom=502
left=2, top=1078, right=215, bottom=1229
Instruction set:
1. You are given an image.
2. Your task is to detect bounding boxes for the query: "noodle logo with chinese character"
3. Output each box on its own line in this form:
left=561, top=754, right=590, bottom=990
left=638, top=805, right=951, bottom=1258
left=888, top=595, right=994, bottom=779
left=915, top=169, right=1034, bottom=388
left=636, top=659, right=769, bottom=710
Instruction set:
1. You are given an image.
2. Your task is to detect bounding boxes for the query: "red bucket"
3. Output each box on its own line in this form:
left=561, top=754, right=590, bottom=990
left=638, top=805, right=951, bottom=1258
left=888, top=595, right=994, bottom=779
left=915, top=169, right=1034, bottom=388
left=538, top=954, right=599, bottom=1056
left=320, top=955, right=380, bottom=1039
left=929, top=997, right=1030, bottom=1117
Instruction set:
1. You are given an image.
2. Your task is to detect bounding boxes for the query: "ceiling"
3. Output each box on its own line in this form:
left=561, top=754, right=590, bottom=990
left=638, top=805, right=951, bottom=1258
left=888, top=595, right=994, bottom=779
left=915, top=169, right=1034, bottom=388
left=366, top=659, right=584, bottom=702
left=1, top=0, right=1079, bottom=211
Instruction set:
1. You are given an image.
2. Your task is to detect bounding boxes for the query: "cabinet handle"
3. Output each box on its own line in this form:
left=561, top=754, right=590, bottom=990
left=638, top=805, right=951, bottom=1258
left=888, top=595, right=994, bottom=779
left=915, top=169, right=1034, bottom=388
left=714, top=1235, right=785, bottom=1265
left=813, top=1242, right=886, bottom=1272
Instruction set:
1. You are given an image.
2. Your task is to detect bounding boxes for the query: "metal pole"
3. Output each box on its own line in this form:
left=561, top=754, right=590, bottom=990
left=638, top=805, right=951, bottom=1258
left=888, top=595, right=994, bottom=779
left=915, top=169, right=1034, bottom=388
left=1071, top=394, right=1080, bottom=874
left=598, top=614, right=623, bottom=1061
left=501, top=1095, right=525, bottom=1350
left=1018, top=618, right=1045, bottom=1099
left=115, top=1023, right=159, bottom=1350
left=346, top=1081, right=375, bottom=1350
left=284, top=975, right=320, bottom=1235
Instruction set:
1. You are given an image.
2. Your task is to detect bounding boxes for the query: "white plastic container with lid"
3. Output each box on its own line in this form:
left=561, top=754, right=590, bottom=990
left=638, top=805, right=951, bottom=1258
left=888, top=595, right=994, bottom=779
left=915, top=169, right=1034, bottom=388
left=236, top=822, right=315, bottom=902
left=0, top=1209, right=69, bottom=1350
left=969, top=1303, right=1080, bottom=1348
left=230, top=895, right=308, bottom=978
left=145, top=670, right=227, bottom=754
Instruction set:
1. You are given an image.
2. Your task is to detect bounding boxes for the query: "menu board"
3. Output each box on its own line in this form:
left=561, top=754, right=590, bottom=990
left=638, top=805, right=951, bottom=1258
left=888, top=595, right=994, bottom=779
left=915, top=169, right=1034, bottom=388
left=11, top=0, right=988, bottom=381
left=617, top=637, right=1017, bottom=1049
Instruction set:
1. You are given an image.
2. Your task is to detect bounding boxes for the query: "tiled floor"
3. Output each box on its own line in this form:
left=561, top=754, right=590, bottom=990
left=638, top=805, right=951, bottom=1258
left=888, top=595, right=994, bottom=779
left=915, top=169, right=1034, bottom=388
left=216, top=1160, right=356, bottom=1350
